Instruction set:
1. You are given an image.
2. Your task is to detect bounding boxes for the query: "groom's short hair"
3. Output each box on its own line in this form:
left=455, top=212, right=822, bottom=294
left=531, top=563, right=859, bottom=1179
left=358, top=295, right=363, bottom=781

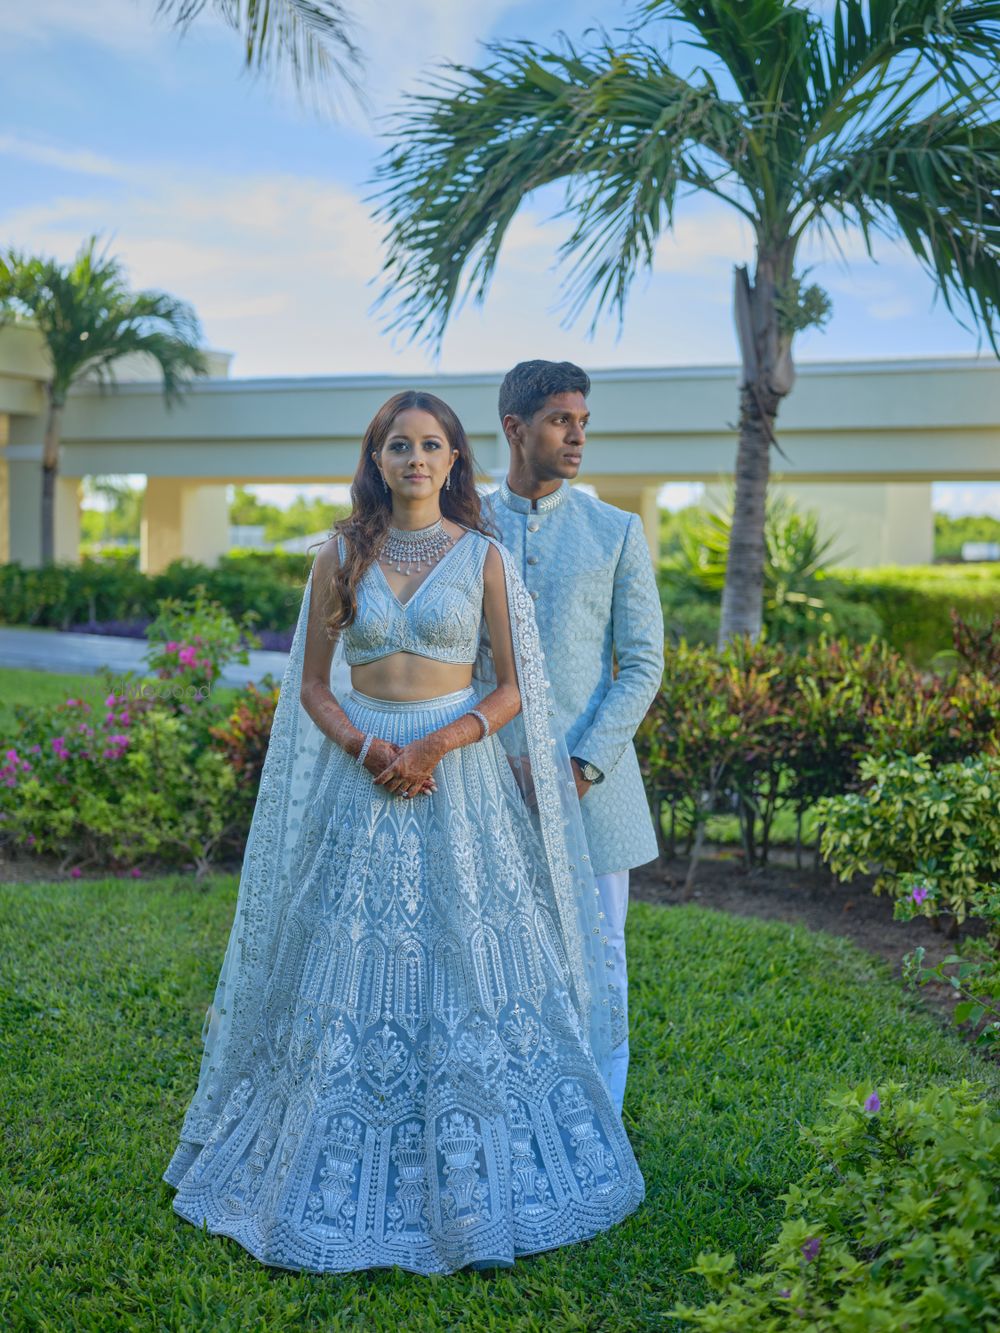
left=498, top=360, right=590, bottom=423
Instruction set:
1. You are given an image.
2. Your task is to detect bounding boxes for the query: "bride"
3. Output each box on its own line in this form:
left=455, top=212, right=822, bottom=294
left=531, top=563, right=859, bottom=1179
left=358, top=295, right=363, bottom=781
left=163, top=390, right=644, bottom=1274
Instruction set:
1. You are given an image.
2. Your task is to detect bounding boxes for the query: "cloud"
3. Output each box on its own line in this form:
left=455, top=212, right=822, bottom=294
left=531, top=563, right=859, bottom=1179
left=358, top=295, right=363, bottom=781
left=0, top=0, right=159, bottom=55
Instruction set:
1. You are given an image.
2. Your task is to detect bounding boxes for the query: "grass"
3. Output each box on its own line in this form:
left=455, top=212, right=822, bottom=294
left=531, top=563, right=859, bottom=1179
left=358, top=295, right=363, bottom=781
left=1, top=878, right=995, bottom=1332
left=0, top=667, right=239, bottom=737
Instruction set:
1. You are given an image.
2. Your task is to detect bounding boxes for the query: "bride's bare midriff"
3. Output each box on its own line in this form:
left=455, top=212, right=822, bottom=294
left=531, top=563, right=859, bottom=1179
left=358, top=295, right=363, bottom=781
left=350, top=651, right=474, bottom=703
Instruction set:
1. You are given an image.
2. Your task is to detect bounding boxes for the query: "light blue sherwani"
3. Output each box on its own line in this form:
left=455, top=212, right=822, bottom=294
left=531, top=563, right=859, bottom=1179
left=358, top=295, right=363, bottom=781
left=482, top=480, right=664, bottom=878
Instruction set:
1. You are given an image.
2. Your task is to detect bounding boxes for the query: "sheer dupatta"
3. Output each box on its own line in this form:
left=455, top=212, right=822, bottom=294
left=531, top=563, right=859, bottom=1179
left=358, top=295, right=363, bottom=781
left=167, top=536, right=623, bottom=1174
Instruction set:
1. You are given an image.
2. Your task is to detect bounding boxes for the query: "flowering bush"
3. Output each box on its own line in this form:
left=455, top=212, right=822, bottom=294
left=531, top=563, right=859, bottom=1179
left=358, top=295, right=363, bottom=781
left=144, top=585, right=260, bottom=698
left=208, top=675, right=280, bottom=842
left=815, top=753, right=1000, bottom=925
left=0, top=690, right=236, bottom=874
left=671, top=1081, right=1000, bottom=1331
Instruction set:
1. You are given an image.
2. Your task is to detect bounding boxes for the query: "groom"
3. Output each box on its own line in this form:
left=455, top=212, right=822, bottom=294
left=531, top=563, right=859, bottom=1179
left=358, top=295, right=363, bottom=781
left=482, top=359, right=664, bottom=1114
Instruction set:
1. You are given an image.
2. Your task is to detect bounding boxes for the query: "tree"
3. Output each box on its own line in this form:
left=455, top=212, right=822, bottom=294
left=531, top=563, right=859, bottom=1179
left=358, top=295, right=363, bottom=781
left=373, top=0, right=1000, bottom=645
left=154, top=0, right=362, bottom=102
left=0, top=237, right=208, bottom=565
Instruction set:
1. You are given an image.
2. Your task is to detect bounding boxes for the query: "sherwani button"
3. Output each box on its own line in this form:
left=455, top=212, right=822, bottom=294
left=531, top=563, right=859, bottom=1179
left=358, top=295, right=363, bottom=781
left=530, top=590, right=539, bottom=600
left=527, top=555, right=539, bottom=565
left=527, top=521, right=540, bottom=532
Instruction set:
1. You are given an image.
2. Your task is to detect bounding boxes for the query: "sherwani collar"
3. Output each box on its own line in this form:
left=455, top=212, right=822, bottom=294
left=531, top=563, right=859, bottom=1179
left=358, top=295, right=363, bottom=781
left=497, top=479, right=570, bottom=515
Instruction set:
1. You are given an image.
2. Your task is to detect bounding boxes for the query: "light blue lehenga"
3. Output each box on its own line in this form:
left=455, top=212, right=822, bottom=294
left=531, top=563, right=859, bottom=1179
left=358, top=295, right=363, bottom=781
left=163, top=528, right=644, bottom=1274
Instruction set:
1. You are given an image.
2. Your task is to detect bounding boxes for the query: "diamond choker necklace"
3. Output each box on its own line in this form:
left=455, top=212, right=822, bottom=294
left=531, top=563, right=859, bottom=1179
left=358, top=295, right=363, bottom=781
left=380, top=520, right=455, bottom=575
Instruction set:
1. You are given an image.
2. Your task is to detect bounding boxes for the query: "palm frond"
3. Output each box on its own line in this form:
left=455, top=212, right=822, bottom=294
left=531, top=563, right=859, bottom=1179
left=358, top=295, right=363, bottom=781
left=372, top=37, right=752, bottom=345
left=801, top=110, right=1000, bottom=346
left=155, top=0, right=363, bottom=101
left=0, top=236, right=208, bottom=402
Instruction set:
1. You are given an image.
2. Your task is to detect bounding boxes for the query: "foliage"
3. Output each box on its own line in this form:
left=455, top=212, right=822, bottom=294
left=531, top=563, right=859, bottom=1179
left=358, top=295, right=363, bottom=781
left=208, top=676, right=281, bottom=838
left=672, top=1081, right=1000, bottom=1332
left=832, top=564, right=1000, bottom=665
left=145, top=587, right=260, bottom=697
left=948, top=608, right=1000, bottom=683
left=0, top=693, right=235, bottom=874
left=0, top=556, right=303, bottom=633
left=2, top=885, right=994, bottom=1331
left=661, top=498, right=885, bottom=649
left=154, top=0, right=363, bottom=102
left=638, top=637, right=1000, bottom=872
left=230, top=485, right=349, bottom=546
left=904, top=944, right=1000, bottom=1051
left=816, top=753, right=1000, bottom=925
left=0, top=236, right=206, bottom=403
left=934, top=511, right=1000, bottom=562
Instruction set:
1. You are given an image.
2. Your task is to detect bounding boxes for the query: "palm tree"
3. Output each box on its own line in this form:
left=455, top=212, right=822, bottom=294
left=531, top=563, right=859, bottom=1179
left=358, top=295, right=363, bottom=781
left=155, top=0, right=362, bottom=102
left=372, top=0, right=1000, bottom=646
left=0, top=237, right=208, bottom=566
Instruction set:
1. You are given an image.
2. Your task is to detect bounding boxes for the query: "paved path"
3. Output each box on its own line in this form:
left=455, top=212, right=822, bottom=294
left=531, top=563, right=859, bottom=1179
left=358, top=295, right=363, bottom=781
left=0, top=626, right=290, bottom=687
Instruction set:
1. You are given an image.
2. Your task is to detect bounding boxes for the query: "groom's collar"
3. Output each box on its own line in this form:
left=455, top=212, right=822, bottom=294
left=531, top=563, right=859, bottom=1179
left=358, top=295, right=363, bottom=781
left=497, top=479, right=570, bottom=515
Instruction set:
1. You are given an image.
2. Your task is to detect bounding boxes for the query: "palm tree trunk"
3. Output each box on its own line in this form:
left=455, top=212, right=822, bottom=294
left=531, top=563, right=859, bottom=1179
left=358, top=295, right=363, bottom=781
left=719, top=249, right=796, bottom=647
left=40, top=392, right=64, bottom=567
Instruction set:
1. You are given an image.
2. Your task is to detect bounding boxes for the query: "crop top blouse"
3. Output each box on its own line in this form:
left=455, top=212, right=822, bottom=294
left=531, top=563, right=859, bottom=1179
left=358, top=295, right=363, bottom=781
left=338, top=529, right=490, bottom=667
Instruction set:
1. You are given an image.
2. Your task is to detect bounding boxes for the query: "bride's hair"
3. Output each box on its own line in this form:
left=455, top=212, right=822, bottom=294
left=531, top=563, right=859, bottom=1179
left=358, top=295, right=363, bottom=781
left=325, top=390, right=491, bottom=633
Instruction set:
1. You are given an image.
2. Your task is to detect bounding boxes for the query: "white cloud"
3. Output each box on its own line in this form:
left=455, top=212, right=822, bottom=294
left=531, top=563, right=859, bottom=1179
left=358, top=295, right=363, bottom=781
left=0, top=0, right=160, bottom=55
left=933, top=483, right=1000, bottom=520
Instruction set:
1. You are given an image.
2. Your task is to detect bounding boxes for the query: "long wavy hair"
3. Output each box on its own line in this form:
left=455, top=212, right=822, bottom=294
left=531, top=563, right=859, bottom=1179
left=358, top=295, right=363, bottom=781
left=324, top=390, right=492, bottom=634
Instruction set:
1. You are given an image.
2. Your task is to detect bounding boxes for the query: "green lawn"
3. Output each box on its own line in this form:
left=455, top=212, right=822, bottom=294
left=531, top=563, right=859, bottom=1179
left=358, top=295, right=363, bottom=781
left=0, top=666, right=240, bottom=736
left=1, top=879, right=994, bottom=1332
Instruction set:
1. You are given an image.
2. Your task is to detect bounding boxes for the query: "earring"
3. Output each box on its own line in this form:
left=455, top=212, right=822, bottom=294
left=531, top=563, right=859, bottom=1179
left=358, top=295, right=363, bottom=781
left=446, top=470, right=452, bottom=491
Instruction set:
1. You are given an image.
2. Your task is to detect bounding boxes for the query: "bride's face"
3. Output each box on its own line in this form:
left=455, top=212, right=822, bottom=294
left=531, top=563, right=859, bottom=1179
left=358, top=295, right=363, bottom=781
left=375, top=409, right=459, bottom=500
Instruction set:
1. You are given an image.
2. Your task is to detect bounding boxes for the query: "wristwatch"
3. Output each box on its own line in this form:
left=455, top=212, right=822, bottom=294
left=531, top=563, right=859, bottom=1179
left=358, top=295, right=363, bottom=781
left=571, top=756, right=604, bottom=784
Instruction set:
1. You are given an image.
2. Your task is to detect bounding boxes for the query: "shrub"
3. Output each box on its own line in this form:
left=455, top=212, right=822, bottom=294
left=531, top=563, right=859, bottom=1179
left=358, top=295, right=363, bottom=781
left=144, top=586, right=259, bottom=702
left=208, top=676, right=281, bottom=840
left=671, top=1081, right=1000, bottom=1332
left=0, top=694, right=236, bottom=873
left=832, top=564, right=1000, bottom=665
left=815, top=753, right=1000, bottom=924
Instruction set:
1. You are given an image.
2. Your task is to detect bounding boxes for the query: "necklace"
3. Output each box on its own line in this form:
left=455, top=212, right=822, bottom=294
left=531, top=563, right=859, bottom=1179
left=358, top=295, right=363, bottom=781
left=379, top=520, right=455, bottom=575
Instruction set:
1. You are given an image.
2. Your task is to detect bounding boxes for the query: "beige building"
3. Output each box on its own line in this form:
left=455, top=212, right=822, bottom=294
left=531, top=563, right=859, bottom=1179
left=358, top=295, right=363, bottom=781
left=1, top=322, right=998, bottom=571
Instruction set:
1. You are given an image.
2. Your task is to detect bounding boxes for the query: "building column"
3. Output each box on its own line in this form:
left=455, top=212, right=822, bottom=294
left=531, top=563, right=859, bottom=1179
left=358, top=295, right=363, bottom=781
left=769, top=481, right=933, bottom=567
left=54, top=474, right=82, bottom=565
left=0, top=414, right=9, bottom=564
left=141, top=478, right=230, bottom=574
left=589, top=481, right=662, bottom=560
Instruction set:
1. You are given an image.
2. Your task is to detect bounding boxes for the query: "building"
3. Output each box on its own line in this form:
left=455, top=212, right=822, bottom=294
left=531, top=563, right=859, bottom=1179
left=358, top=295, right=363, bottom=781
left=2, top=323, right=998, bottom=571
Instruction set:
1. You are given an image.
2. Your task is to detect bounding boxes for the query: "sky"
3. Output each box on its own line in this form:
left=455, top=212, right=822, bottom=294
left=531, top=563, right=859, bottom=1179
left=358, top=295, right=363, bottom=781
left=3, top=0, right=998, bottom=517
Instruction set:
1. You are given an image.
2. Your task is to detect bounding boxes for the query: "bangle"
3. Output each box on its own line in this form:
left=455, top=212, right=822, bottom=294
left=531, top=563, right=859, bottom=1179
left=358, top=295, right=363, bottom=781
left=357, top=732, right=374, bottom=766
left=468, top=709, right=490, bottom=739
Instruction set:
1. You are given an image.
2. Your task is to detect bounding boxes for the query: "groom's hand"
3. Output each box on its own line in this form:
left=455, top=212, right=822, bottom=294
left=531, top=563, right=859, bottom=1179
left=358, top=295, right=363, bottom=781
left=570, top=759, right=593, bottom=800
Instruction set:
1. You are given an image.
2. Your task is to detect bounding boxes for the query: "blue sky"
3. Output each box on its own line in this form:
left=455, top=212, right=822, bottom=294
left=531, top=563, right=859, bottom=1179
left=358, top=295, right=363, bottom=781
left=3, top=0, right=998, bottom=517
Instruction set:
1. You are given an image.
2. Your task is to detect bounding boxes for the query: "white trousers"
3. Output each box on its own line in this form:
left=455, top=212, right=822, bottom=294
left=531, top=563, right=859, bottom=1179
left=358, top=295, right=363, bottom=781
left=596, top=869, right=631, bottom=1115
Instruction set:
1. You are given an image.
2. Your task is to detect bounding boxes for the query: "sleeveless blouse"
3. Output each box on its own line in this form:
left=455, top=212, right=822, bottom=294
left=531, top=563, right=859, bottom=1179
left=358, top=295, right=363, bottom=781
left=338, top=530, right=489, bottom=666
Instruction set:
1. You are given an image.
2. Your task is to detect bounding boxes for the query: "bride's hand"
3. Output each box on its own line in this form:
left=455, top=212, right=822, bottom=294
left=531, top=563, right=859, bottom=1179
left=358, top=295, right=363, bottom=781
left=363, top=739, right=435, bottom=795
left=374, top=736, right=443, bottom=799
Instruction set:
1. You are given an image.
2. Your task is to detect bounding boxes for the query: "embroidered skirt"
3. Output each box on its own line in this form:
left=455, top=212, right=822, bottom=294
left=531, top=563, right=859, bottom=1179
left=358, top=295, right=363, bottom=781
left=164, top=685, right=644, bottom=1274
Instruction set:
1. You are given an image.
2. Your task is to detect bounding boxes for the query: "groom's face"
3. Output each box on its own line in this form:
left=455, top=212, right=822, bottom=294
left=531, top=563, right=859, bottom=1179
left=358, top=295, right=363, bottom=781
left=511, top=391, right=589, bottom=481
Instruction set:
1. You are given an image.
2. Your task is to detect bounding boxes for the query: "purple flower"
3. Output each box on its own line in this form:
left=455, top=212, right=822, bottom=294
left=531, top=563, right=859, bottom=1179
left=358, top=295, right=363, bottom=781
left=911, top=884, right=929, bottom=905
left=69, top=866, right=82, bottom=879
left=130, top=867, right=142, bottom=878
left=801, top=1237, right=821, bottom=1263
left=864, top=1091, right=881, bottom=1114
left=778, top=1289, right=791, bottom=1299
left=4, top=748, right=17, bottom=762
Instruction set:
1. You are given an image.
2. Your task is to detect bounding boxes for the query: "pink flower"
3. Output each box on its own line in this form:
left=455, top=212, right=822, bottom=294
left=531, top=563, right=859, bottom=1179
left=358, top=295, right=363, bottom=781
left=105, top=711, right=116, bottom=724
left=51, top=737, right=67, bottom=753
left=4, top=749, right=17, bottom=762
left=178, top=645, right=198, bottom=668
left=117, top=710, right=131, bottom=725
left=105, top=694, right=117, bottom=707
left=130, top=867, right=142, bottom=878
left=165, top=640, right=179, bottom=653
left=25, top=833, right=35, bottom=847
left=911, top=884, right=929, bottom=905
left=66, top=698, right=78, bottom=707
left=69, top=866, right=82, bottom=879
